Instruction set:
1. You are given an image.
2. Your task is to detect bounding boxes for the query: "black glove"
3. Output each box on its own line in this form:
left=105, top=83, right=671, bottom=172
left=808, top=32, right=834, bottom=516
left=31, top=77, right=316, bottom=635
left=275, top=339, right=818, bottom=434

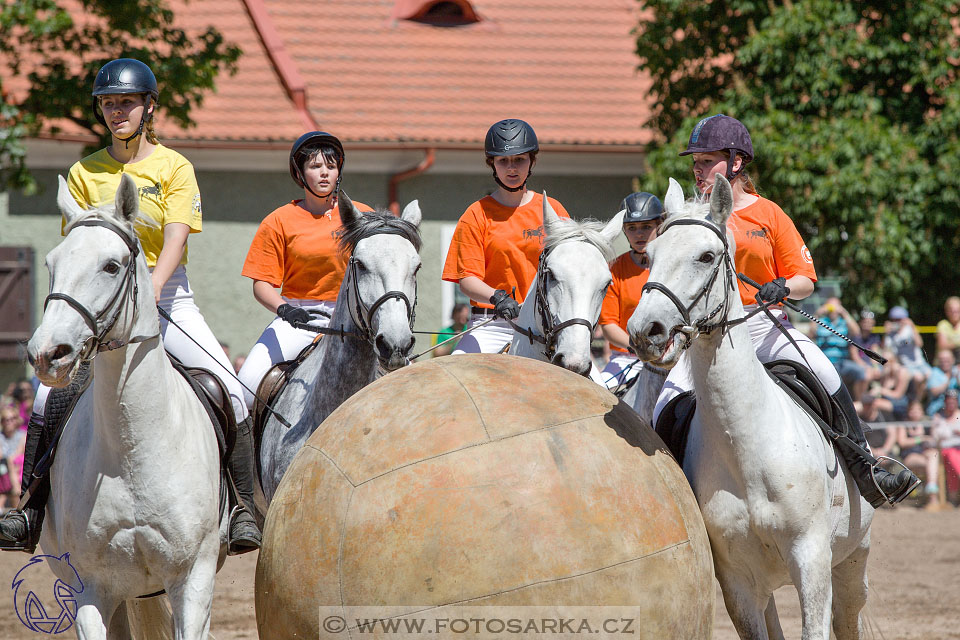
left=489, top=289, right=520, bottom=320
left=756, top=277, right=790, bottom=304
left=277, top=303, right=311, bottom=326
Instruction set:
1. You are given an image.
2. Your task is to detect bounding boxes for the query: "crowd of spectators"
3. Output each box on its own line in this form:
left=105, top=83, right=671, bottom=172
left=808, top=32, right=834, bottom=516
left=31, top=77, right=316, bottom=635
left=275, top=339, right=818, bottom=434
left=800, top=296, right=960, bottom=508
left=0, top=379, right=33, bottom=512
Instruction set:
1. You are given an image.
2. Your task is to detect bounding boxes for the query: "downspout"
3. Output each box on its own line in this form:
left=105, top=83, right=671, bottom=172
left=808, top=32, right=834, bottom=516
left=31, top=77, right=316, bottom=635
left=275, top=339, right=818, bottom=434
left=241, top=0, right=319, bottom=131
left=389, top=148, right=436, bottom=214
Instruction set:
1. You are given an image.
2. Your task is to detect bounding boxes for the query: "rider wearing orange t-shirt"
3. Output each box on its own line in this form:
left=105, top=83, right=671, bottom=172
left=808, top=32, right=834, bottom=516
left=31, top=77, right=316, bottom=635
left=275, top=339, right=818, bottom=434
left=442, top=119, right=571, bottom=354
left=654, top=114, right=918, bottom=507
left=237, top=132, right=372, bottom=408
left=598, top=192, right=662, bottom=389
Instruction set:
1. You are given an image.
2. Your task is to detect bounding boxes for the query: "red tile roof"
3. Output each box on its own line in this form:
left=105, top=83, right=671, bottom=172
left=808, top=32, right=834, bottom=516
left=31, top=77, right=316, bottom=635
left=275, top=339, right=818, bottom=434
left=26, top=0, right=654, bottom=149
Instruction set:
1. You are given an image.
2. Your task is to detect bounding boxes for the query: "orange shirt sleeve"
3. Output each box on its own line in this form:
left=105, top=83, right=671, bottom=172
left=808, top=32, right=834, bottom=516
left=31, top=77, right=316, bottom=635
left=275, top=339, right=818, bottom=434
left=769, top=203, right=816, bottom=284
left=242, top=205, right=288, bottom=287
left=442, top=204, right=486, bottom=283
left=599, top=264, right=622, bottom=327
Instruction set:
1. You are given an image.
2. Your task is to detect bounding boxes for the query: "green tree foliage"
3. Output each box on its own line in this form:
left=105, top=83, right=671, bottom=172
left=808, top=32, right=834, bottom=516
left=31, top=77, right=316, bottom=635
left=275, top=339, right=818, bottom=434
left=0, top=0, right=241, bottom=194
left=636, top=0, right=960, bottom=317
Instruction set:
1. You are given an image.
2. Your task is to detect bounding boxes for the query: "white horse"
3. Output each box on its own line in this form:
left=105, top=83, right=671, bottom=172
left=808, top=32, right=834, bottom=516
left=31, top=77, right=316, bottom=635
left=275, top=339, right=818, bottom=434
left=26, top=175, right=225, bottom=639
left=509, top=194, right=624, bottom=376
left=617, top=362, right=668, bottom=429
left=628, top=175, right=872, bottom=640
left=258, top=195, right=421, bottom=503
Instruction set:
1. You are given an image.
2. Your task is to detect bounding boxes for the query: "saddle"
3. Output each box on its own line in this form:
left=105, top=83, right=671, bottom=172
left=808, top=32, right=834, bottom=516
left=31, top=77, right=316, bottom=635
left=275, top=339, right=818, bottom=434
left=655, top=359, right=840, bottom=466
left=251, top=336, right=323, bottom=475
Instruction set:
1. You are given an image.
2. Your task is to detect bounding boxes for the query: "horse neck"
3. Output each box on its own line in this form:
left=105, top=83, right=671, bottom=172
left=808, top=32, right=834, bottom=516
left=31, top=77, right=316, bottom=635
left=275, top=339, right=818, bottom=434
left=685, top=293, right=777, bottom=447
left=509, top=277, right=545, bottom=359
left=90, top=335, right=178, bottom=448
left=305, top=275, right=379, bottom=424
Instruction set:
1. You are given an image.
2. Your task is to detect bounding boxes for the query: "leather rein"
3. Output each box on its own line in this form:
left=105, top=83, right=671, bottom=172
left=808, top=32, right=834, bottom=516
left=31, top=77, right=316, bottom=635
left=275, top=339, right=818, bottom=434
left=44, top=219, right=159, bottom=360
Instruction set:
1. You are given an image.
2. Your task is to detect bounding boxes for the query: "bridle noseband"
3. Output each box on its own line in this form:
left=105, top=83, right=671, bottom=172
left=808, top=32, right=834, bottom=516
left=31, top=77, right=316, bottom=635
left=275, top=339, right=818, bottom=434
left=640, top=217, right=738, bottom=341
left=509, top=245, right=601, bottom=360
left=44, top=218, right=157, bottom=360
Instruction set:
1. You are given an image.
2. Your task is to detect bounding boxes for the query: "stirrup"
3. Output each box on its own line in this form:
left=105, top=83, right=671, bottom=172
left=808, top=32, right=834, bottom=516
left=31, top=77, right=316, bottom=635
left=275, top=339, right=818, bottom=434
left=871, top=456, right=922, bottom=506
left=0, top=511, right=36, bottom=554
left=227, top=505, right=261, bottom=556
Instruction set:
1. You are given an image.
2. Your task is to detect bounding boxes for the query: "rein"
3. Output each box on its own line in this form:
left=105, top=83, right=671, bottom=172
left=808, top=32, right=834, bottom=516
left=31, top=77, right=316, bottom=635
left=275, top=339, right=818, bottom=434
left=508, top=245, right=598, bottom=359
left=45, top=219, right=159, bottom=359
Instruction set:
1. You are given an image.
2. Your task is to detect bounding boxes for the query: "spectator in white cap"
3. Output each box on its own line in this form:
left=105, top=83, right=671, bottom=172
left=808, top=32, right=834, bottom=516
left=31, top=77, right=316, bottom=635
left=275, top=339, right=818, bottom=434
left=884, top=305, right=931, bottom=402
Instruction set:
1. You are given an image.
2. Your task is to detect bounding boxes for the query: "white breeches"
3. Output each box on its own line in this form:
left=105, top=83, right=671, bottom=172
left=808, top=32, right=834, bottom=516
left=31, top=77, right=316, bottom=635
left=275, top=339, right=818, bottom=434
left=453, top=316, right=514, bottom=354
left=35, top=266, right=248, bottom=421
left=600, top=352, right=643, bottom=390
left=653, top=306, right=841, bottom=426
left=237, top=299, right=334, bottom=409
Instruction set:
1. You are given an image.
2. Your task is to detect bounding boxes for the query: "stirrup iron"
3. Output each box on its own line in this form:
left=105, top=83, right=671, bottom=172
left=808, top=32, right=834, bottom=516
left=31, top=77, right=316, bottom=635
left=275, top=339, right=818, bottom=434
left=871, top=456, right=922, bottom=506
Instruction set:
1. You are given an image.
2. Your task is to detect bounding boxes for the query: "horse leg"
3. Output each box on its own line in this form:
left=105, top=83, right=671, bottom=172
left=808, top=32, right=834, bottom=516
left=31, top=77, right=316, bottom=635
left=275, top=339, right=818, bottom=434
left=717, top=572, right=770, bottom=639
left=786, top=534, right=833, bottom=640
left=763, top=595, right=785, bottom=640
left=831, top=542, right=870, bottom=640
left=165, top=552, right=218, bottom=640
left=106, top=601, right=133, bottom=640
left=74, top=595, right=115, bottom=640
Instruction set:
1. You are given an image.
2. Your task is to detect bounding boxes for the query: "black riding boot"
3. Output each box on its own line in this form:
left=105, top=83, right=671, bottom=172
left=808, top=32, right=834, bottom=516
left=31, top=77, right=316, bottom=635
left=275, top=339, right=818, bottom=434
left=227, top=416, right=261, bottom=555
left=831, top=385, right=920, bottom=508
left=0, top=411, right=48, bottom=553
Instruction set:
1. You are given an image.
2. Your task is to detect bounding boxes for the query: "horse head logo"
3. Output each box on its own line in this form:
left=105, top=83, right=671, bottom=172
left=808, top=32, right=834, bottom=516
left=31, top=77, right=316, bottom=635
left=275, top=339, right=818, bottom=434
left=12, top=552, right=84, bottom=634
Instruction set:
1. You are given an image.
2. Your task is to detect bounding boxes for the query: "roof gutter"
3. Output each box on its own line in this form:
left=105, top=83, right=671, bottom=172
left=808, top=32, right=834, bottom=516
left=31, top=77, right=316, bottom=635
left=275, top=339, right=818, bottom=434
left=241, top=0, right=318, bottom=131
left=389, top=148, right=435, bottom=214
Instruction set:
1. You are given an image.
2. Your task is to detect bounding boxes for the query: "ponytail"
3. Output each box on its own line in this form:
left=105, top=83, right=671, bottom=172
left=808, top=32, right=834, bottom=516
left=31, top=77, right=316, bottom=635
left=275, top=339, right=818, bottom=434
left=144, top=118, right=159, bottom=144
left=739, top=171, right=758, bottom=195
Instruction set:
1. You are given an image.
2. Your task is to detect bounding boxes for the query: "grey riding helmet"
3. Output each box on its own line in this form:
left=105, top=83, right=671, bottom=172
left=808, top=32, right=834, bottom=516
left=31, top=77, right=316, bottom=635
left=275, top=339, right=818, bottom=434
left=91, top=58, right=159, bottom=128
left=289, top=131, right=345, bottom=196
left=621, top=192, right=664, bottom=223
left=679, top=114, right=754, bottom=180
left=484, top=119, right=539, bottom=157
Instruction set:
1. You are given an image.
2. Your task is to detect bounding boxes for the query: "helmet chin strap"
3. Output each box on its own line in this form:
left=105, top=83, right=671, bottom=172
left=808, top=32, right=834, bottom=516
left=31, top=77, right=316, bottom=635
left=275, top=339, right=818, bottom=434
left=302, top=173, right=342, bottom=205
left=725, top=148, right=744, bottom=181
left=492, top=166, right=532, bottom=193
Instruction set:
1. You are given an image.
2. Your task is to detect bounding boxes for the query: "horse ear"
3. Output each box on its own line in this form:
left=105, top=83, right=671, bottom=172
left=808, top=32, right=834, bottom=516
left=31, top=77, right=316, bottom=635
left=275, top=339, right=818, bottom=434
left=114, top=174, right=139, bottom=224
left=542, top=191, right=561, bottom=233
left=399, top=199, right=421, bottom=228
left=601, top=209, right=626, bottom=244
left=338, top=190, right=362, bottom=228
left=56, top=175, right=86, bottom=226
left=708, top=173, right=734, bottom=226
left=663, top=178, right=684, bottom=216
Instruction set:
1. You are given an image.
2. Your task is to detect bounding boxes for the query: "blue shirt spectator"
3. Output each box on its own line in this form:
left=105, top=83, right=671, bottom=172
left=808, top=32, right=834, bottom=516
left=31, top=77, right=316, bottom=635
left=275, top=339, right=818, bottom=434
left=927, top=349, right=960, bottom=416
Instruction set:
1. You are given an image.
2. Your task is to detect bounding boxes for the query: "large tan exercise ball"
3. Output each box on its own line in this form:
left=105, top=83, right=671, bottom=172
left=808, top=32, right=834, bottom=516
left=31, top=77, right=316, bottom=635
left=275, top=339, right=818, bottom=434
left=255, top=354, right=713, bottom=639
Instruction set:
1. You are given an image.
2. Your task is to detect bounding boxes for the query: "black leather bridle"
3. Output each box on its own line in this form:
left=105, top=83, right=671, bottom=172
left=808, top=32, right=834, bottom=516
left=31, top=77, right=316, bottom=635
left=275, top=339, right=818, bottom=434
left=44, top=218, right=158, bottom=359
left=509, top=245, right=604, bottom=360
left=341, top=255, right=416, bottom=346
left=640, top=217, right=739, bottom=340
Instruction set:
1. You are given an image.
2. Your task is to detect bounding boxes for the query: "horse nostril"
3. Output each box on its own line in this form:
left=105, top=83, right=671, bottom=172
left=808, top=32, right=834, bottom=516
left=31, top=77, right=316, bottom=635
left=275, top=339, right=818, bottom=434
left=406, top=336, right=416, bottom=354
left=375, top=334, right=388, bottom=359
left=51, top=344, right=73, bottom=362
left=551, top=352, right=566, bottom=368
left=647, top=322, right=665, bottom=339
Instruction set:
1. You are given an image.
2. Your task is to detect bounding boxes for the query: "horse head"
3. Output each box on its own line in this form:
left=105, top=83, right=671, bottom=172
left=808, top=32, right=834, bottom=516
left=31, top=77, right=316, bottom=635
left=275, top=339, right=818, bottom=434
left=627, top=174, right=736, bottom=368
left=27, top=175, right=155, bottom=387
left=337, top=192, right=422, bottom=371
left=533, top=193, right=623, bottom=376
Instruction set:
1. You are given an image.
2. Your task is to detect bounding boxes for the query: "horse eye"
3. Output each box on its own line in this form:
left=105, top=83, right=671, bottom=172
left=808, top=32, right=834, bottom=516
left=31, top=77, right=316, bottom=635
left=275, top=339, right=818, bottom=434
left=698, top=252, right=715, bottom=264
left=413, top=263, right=422, bottom=275
left=103, top=261, right=121, bottom=275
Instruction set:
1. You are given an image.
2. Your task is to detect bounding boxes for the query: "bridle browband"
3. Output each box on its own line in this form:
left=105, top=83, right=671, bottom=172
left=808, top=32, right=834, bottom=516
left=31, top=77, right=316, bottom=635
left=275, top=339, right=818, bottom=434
left=508, top=243, right=601, bottom=360
left=640, top=217, right=742, bottom=340
left=44, top=218, right=158, bottom=360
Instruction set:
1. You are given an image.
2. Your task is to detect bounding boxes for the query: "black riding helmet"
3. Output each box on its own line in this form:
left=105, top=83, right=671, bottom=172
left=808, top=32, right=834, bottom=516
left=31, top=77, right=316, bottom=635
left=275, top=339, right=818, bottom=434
left=621, top=192, right=664, bottom=223
left=485, top=119, right=538, bottom=193
left=92, top=58, right=159, bottom=146
left=289, top=131, right=345, bottom=199
left=679, top=114, right=754, bottom=181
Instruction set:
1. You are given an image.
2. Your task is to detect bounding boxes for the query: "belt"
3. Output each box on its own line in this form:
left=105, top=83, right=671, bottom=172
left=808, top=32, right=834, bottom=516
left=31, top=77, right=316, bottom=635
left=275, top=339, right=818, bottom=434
left=471, top=306, right=495, bottom=316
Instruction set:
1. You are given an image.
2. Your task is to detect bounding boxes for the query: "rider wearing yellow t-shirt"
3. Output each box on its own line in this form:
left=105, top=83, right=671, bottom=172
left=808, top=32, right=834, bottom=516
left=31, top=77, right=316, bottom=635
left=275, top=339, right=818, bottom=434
left=0, top=59, right=261, bottom=554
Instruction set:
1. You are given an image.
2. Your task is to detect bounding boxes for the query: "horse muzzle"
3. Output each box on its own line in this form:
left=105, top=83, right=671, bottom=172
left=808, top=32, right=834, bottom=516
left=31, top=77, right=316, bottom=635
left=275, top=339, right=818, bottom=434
left=630, top=321, right=685, bottom=369
left=376, top=334, right=415, bottom=372
left=27, top=339, right=86, bottom=388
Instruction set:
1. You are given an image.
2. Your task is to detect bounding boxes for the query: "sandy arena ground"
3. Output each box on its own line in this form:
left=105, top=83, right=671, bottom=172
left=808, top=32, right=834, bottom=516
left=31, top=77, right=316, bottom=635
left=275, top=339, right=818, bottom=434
left=0, top=507, right=957, bottom=638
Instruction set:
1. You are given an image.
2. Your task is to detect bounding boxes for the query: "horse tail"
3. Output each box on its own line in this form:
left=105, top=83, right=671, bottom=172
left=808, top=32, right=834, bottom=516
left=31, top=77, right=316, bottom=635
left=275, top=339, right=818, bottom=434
left=124, top=596, right=176, bottom=640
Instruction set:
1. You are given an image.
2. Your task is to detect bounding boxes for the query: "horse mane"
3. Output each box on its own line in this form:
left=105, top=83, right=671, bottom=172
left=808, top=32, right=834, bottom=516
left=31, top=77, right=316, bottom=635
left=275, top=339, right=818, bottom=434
left=336, top=208, right=422, bottom=255
left=543, top=217, right=616, bottom=263
left=62, top=199, right=160, bottom=238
